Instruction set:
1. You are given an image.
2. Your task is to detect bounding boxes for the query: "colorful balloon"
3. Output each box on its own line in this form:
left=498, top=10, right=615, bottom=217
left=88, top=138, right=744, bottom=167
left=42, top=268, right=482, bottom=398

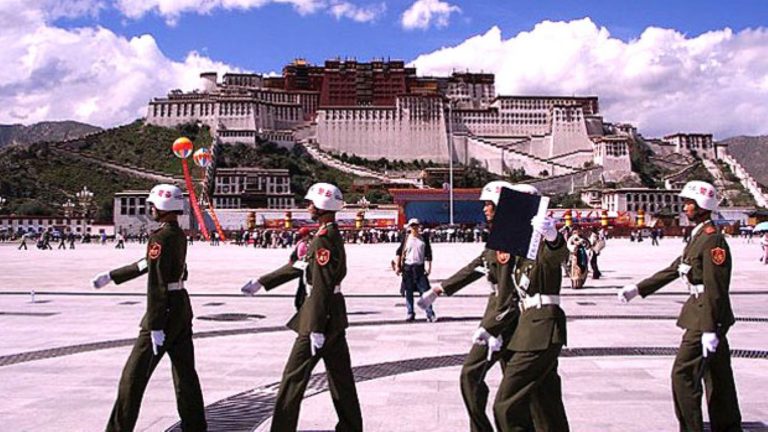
left=193, top=148, right=213, bottom=168
left=172, top=137, right=193, bottom=158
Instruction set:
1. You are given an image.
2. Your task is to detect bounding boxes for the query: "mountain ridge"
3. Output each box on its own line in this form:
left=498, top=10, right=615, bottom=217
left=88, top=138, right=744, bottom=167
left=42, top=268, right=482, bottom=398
left=0, top=121, right=102, bottom=148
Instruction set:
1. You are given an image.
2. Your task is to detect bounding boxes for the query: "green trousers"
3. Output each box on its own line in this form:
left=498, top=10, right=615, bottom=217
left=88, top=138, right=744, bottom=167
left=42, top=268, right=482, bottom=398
left=672, top=330, right=742, bottom=432
left=271, top=332, right=363, bottom=432
left=461, top=342, right=511, bottom=432
left=493, top=344, right=569, bottom=432
left=106, top=327, right=207, bottom=432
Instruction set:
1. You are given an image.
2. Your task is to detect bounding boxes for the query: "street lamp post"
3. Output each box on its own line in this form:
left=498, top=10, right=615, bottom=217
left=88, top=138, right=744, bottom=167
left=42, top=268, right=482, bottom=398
left=76, top=186, right=94, bottom=218
left=447, top=100, right=455, bottom=226
left=62, top=199, right=75, bottom=218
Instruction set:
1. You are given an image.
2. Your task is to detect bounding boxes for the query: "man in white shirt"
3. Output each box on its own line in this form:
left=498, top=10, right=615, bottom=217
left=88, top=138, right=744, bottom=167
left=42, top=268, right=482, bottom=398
left=395, top=219, right=436, bottom=322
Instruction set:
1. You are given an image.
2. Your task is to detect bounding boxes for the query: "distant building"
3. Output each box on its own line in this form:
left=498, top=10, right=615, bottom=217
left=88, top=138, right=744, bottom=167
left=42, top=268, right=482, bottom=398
left=591, top=136, right=631, bottom=173
left=113, top=190, right=193, bottom=235
left=388, top=188, right=484, bottom=227
left=212, top=167, right=294, bottom=209
left=0, top=216, right=92, bottom=236
left=599, top=188, right=684, bottom=214
left=663, top=133, right=716, bottom=159
left=145, top=58, right=629, bottom=177
left=419, top=167, right=467, bottom=188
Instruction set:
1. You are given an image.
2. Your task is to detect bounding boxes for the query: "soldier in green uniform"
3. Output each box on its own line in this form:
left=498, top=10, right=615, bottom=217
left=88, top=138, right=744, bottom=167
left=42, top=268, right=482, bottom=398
left=241, top=182, right=363, bottom=432
left=619, top=180, right=741, bottom=432
left=91, top=184, right=207, bottom=432
left=488, top=187, right=569, bottom=432
left=419, top=181, right=545, bottom=432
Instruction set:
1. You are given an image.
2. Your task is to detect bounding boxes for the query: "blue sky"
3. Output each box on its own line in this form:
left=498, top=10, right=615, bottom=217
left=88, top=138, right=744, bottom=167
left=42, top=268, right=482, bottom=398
left=1, top=0, right=767, bottom=138
left=56, top=0, right=768, bottom=73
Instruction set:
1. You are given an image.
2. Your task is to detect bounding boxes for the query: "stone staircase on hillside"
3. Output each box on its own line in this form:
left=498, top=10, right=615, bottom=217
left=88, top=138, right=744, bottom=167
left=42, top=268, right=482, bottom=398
left=701, top=158, right=729, bottom=190
left=49, top=143, right=181, bottom=184
left=718, top=152, right=768, bottom=208
left=463, top=133, right=580, bottom=176
left=297, top=141, right=423, bottom=188
left=663, top=162, right=702, bottom=189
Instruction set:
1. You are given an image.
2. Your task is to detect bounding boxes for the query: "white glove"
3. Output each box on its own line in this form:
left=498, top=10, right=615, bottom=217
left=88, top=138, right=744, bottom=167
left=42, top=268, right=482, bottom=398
left=91, top=272, right=112, bottom=289
left=472, top=327, right=491, bottom=346
left=310, top=332, right=325, bottom=356
left=531, top=216, right=558, bottom=242
left=618, top=284, right=639, bottom=303
left=241, top=279, right=263, bottom=296
left=417, top=288, right=439, bottom=310
left=701, top=332, right=719, bottom=358
left=150, top=330, right=165, bottom=355
left=487, top=335, right=503, bottom=361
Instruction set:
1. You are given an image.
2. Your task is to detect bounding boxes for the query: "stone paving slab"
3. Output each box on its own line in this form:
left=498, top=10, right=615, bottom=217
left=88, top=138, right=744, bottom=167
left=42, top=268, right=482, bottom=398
left=0, top=238, right=767, bottom=431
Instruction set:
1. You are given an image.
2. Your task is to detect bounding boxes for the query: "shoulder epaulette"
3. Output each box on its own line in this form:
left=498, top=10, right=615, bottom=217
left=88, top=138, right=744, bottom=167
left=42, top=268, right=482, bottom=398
left=704, top=225, right=717, bottom=235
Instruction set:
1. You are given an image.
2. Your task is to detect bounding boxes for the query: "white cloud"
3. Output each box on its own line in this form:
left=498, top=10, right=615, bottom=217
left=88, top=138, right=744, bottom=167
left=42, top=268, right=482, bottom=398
left=401, top=0, right=460, bottom=31
left=0, top=0, right=239, bottom=127
left=328, top=1, right=385, bottom=23
left=410, top=19, right=768, bottom=138
left=115, top=0, right=383, bottom=24
left=116, top=0, right=320, bottom=21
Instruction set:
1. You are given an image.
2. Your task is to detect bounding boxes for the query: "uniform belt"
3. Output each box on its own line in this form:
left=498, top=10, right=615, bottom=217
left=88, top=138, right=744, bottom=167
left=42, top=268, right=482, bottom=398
left=308, top=285, right=342, bottom=295
left=520, top=294, right=560, bottom=310
left=689, top=284, right=704, bottom=297
left=167, top=282, right=184, bottom=291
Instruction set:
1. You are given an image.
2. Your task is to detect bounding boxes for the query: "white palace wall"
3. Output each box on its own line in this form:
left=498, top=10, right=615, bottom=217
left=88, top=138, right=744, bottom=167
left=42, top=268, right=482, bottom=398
left=316, top=97, right=449, bottom=162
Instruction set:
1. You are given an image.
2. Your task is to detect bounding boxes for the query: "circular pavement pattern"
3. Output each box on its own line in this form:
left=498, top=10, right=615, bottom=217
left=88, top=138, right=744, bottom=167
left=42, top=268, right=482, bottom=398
left=2, top=315, right=768, bottom=367
left=164, top=347, right=768, bottom=432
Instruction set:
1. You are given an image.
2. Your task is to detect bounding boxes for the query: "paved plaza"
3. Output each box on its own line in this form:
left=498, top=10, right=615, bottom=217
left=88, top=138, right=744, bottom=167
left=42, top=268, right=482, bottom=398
left=1, top=237, right=767, bottom=431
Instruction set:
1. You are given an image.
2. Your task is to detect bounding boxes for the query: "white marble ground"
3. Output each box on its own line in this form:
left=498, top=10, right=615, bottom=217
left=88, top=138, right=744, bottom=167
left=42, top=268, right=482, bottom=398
left=0, top=236, right=766, bottom=431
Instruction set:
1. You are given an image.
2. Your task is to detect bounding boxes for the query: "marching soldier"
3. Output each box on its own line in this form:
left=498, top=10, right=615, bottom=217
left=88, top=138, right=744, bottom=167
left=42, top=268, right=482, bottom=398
left=492, top=188, right=570, bottom=432
left=418, top=181, right=544, bottom=432
left=619, top=181, right=741, bottom=432
left=91, top=184, right=207, bottom=432
left=240, top=182, right=363, bottom=432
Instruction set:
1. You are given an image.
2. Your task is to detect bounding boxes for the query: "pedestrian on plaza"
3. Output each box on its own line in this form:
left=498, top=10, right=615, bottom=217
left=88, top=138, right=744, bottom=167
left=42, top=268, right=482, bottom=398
left=394, top=218, right=436, bottom=323
left=90, top=184, right=207, bottom=432
left=629, top=230, right=636, bottom=242
left=115, top=232, right=126, bottom=249
left=589, top=228, right=605, bottom=279
left=651, top=228, right=660, bottom=246
left=17, top=231, right=28, bottom=250
left=567, top=229, right=591, bottom=289
left=100, top=231, right=107, bottom=245
left=40, top=229, right=52, bottom=250
left=240, top=183, right=363, bottom=432
left=619, top=181, right=742, bottom=432
left=289, top=227, right=312, bottom=311
left=57, top=232, right=67, bottom=250
left=418, top=181, right=557, bottom=432
left=67, top=231, right=76, bottom=249
left=760, top=233, right=768, bottom=264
